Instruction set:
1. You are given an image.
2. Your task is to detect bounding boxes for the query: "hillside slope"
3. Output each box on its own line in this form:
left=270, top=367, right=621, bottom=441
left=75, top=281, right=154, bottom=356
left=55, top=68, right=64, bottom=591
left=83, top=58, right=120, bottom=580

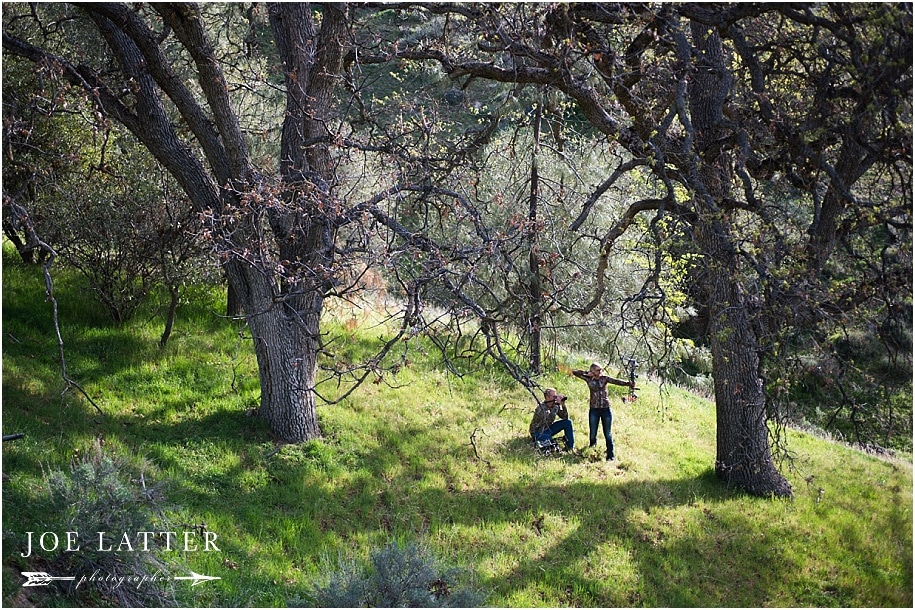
left=2, top=252, right=912, bottom=607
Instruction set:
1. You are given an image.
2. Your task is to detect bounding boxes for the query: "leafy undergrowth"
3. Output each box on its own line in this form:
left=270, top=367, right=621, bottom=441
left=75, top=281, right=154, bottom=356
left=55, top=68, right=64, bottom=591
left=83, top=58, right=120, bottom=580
left=2, top=247, right=912, bottom=607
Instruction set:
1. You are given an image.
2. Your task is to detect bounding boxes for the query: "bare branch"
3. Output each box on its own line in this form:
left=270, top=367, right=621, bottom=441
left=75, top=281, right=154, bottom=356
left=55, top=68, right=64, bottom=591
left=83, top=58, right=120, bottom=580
left=3, top=199, right=103, bottom=415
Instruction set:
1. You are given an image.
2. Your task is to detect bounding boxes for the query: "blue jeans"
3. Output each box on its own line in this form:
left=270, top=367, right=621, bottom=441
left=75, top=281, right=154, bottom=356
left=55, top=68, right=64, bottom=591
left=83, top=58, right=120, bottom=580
left=533, top=419, right=574, bottom=450
left=589, top=408, right=614, bottom=458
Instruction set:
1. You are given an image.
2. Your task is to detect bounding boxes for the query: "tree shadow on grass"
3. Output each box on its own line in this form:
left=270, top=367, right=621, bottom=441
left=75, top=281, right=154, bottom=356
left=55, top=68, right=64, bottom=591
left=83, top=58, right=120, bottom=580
left=0, top=404, right=758, bottom=606
left=4, top=401, right=899, bottom=608
left=356, top=431, right=793, bottom=607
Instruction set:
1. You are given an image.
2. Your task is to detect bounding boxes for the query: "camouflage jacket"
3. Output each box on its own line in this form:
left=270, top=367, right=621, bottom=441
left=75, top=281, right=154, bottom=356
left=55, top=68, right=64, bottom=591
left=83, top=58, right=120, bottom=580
left=572, top=370, right=629, bottom=409
left=529, top=400, right=569, bottom=437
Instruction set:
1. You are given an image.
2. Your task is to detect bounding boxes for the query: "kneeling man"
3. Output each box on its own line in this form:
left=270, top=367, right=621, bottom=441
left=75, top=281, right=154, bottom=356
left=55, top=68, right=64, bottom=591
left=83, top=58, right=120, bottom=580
left=529, top=388, right=575, bottom=452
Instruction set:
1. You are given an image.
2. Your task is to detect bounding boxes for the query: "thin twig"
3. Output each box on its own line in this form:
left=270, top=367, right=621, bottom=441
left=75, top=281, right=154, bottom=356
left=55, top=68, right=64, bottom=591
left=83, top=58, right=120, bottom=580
left=44, top=262, right=104, bottom=415
left=5, top=200, right=103, bottom=415
left=264, top=444, right=285, bottom=459
left=469, top=427, right=491, bottom=467
left=497, top=402, right=525, bottom=415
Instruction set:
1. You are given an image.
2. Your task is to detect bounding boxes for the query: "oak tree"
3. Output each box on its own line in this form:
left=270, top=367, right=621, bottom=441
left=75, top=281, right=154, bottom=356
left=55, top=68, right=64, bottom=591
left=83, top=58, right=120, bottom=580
left=4, top=3, right=910, bottom=500
left=389, top=2, right=912, bottom=496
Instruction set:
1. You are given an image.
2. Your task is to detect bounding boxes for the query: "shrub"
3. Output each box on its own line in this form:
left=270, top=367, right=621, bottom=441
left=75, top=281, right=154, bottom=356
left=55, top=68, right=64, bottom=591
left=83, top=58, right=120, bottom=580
left=38, top=443, right=180, bottom=607
left=295, top=540, right=485, bottom=608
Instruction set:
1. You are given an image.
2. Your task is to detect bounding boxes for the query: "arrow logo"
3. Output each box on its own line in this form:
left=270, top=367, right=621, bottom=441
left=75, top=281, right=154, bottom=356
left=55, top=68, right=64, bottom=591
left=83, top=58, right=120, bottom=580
left=174, top=571, right=221, bottom=586
left=22, top=570, right=220, bottom=587
left=21, top=572, right=76, bottom=587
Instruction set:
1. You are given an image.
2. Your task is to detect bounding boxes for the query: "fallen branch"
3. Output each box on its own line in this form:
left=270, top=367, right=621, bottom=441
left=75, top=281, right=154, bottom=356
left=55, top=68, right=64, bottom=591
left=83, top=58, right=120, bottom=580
left=4, top=200, right=103, bottom=416
left=263, top=443, right=286, bottom=459
left=497, top=402, right=526, bottom=415
left=469, top=427, right=491, bottom=467
left=44, top=261, right=104, bottom=415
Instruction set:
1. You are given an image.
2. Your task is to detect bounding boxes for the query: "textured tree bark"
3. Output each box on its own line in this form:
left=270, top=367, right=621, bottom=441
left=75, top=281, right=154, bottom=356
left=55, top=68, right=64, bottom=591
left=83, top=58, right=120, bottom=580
left=703, top=235, right=793, bottom=497
left=225, top=282, right=243, bottom=318
left=247, top=290, right=323, bottom=442
left=224, top=256, right=324, bottom=443
left=687, top=22, right=793, bottom=497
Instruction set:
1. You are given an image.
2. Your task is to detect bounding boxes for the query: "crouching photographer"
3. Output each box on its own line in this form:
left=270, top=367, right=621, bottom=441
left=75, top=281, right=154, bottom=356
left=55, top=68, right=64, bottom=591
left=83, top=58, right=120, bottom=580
left=529, top=388, right=575, bottom=452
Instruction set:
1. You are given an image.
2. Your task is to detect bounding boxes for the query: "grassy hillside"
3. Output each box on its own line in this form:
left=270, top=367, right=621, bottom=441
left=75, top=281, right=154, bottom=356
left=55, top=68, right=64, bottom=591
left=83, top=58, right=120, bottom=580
left=2, top=247, right=912, bottom=607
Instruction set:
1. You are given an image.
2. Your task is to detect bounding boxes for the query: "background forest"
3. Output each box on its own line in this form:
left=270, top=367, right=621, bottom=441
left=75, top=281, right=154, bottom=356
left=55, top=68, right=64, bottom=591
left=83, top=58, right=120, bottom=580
left=2, top=2, right=912, bottom=607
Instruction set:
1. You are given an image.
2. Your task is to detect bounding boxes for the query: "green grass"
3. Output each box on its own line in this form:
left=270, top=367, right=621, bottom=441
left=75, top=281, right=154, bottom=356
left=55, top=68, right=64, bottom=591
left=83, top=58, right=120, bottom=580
left=2, top=244, right=912, bottom=607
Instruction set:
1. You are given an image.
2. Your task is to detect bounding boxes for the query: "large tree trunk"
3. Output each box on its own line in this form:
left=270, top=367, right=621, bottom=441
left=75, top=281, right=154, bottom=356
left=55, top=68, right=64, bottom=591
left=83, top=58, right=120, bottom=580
left=226, top=258, right=324, bottom=442
left=73, top=2, right=347, bottom=444
left=703, top=235, right=793, bottom=497
left=252, top=311, right=321, bottom=441
left=238, top=3, right=347, bottom=442
left=688, top=23, right=793, bottom=497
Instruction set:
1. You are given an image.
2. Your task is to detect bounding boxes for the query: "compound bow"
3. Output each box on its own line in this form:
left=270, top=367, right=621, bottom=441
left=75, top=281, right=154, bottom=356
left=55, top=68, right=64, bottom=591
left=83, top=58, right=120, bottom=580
left=625, top=358, right=638, bottom=402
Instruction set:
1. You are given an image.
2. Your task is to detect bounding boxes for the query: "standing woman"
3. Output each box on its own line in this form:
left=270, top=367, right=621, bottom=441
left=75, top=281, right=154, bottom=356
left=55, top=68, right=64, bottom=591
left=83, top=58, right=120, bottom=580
left=572, top=363, right=634, bottom=460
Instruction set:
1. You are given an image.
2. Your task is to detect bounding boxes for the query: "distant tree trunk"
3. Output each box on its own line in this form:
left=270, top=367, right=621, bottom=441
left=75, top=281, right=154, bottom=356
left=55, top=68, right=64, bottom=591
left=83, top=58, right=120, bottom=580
left=3, top=218, right=36, bottom=263
left=159, top=283, right=179, bottom=348
left=687, top=23, right=792, bottom=497
left=806, top=131, right=872, bottom=273
left=527, top=101, right=543, bottom=375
